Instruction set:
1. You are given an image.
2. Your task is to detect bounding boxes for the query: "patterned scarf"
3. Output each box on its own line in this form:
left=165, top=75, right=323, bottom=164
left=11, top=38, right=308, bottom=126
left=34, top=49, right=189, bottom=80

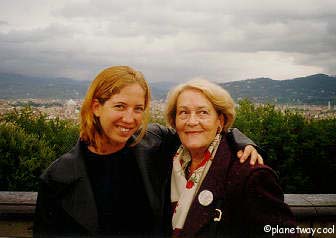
left=171, top=134, right=222, bottom=234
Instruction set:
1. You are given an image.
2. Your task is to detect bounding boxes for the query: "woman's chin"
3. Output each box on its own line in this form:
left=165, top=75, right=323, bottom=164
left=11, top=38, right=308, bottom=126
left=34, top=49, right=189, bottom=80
left=183, top=143, right=205, bottom=152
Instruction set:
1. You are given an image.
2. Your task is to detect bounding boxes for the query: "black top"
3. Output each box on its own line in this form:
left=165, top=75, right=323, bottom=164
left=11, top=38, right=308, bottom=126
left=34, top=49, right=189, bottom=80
left=84, top=147, right=154, bottom=236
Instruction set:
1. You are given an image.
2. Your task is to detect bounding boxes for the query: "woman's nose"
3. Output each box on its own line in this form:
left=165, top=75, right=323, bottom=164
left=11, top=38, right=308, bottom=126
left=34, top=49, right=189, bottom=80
left=121, top=109, right=135, bottom=122
left=186, top=113, right=199, bottom=125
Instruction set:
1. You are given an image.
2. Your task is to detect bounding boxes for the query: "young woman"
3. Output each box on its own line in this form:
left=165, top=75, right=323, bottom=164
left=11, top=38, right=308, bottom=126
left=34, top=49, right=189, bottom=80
left=33, top=66, right=263, bottom=237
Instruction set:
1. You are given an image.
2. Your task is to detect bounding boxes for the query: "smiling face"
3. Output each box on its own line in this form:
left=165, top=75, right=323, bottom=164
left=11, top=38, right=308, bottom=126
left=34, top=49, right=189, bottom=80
left=175, top=88, right=224, bottom=157
left=92, top=83, right=145, bottom=152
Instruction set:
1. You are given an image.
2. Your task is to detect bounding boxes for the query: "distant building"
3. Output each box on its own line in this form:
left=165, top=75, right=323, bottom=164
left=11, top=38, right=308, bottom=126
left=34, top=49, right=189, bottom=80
left=65, top=99, right=77, bottom=118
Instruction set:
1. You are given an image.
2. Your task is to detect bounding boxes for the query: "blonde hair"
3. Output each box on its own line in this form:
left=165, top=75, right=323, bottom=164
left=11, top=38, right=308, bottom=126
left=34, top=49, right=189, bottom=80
left=80, top=66, right=151, bottom=148
left=165, top=79, right=235, bottom=132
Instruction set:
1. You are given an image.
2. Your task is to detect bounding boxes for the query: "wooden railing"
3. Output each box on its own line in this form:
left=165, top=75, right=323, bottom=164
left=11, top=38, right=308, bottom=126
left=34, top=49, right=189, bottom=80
left=0, top=192, right=335, bottom=237
left=0, top=192, right=37, bottom=237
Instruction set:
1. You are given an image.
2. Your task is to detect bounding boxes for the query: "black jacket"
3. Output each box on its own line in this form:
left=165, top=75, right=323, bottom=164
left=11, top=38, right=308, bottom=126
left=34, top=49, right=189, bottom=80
left=33, top=124, right=256, bottom=237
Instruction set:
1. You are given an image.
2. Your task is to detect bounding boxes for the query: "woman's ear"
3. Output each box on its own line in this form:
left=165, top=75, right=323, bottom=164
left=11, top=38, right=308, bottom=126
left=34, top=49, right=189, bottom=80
left=91, top=99, right=101, bottom=117
left=218, top=114, right=225, bottom=129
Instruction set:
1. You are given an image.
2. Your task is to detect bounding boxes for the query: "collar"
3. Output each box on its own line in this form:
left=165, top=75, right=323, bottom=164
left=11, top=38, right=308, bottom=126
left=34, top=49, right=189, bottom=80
left=181, top=135, right=233, bottom=236
left=40, top=139, right=99, bottom=233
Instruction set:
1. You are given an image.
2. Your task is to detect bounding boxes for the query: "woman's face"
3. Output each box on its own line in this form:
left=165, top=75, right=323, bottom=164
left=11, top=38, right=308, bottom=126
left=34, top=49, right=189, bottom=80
left=92, top=83, right=145, bottom=149
left=175, top=88, right=223, bottom=155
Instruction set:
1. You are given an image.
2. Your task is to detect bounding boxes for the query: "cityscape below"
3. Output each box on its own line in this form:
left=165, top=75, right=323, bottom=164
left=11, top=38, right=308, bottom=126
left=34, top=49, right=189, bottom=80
left=0, top=98, right=335, bottom=122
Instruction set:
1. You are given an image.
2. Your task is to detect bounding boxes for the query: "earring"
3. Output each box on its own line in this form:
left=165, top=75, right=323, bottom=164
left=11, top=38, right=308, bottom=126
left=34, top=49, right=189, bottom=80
left=217, top=126, right=222, bottom=134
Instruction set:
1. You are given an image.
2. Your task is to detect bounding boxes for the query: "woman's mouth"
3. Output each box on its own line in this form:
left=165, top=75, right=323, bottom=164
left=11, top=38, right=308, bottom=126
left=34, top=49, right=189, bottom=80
left=185, top=131, right=203, bottom=135
left=119, top=127, right=131, bottom=132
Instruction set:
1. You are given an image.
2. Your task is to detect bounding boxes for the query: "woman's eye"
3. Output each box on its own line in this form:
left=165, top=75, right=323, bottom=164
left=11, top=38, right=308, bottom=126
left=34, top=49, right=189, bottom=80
left=135, top=107, right=144, bottom=112
left=114, top=104, right=125, bottom=110
left=179, top=111, right=187, bottom=115
left=200, top=110, right=208, bottom=115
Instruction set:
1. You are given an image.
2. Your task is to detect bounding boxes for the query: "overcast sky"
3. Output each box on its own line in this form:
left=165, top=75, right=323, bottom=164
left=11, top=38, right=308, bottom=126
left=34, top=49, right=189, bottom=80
left=1, top=0, right=336, bottom=83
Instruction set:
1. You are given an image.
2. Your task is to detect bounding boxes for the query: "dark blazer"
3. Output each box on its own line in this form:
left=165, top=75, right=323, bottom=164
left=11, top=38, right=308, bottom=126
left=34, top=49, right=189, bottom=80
left=33, top=124, right=257, bottom=237
left=33, top=124, right=179, bottom=237
left=178, top=135, right=296, bottom=238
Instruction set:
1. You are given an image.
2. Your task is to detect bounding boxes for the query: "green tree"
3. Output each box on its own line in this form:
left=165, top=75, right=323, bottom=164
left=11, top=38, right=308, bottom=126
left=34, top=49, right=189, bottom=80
left=0, top=107, right=78, bottom=190
left=0, top=123, right=56, bottom=190
left=234, top=99, right=336, bottom=193
left=1, top=107, right=79, bottom=158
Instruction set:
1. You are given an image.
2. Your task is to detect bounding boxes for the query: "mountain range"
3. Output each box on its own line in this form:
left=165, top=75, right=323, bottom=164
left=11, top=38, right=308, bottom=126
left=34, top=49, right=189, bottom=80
left=219, top=74, right=336, bottom=105
left=0, top=73, right=335, bottom=105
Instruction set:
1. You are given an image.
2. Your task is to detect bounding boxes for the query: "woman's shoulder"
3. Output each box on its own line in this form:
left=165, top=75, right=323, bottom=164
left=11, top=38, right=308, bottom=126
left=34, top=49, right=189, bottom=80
left=41, top=141, right=84, bottom=184
left=228, top=155, right=278, bottom=183
left=221, top=134, right=275, bottom=180
left=216, top=137, right=275, bottom=190
left=224, top=159, right=281, bottom=201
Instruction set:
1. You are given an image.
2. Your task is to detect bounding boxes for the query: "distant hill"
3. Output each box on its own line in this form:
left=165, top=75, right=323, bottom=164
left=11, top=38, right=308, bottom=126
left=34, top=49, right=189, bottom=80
left=0, top=73, right=176, bottom=100
left=0, top=73, right=90, bottom=99
left=220, top=74, right=336, bottom=105
left=0, top=73, right=335, bottom=105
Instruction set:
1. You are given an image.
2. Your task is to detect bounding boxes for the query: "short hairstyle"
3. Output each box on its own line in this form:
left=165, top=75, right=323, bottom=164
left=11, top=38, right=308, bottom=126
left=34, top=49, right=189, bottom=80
left=80, top=66, right=151, bottom=148
left=165, top=79, right=236, bottom=133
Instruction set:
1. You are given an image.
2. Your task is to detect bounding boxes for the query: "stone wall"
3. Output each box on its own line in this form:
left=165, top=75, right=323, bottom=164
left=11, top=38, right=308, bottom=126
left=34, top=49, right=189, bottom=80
left=0, top=192, right=335, bottom=237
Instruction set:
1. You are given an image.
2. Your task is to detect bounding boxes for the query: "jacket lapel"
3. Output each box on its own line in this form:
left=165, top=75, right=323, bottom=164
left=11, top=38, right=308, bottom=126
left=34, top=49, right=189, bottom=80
left=62, top=177, right=98, bottom=233
left=57, top=141, right=98, bottom=234
left=182, top=135, right=233, bottom=236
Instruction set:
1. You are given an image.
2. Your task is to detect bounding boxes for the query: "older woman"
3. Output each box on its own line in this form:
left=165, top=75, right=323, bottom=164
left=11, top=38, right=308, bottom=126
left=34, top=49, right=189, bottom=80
left=166, top=79, right=296, bottom=238
left=33, top=66, right=263, bottom=237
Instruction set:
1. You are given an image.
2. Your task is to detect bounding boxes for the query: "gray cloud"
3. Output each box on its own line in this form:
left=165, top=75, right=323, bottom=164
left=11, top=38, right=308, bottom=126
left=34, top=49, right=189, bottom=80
left=0, top=0, right=335, bottom=82
left=0, top=20, right=8, bottom=26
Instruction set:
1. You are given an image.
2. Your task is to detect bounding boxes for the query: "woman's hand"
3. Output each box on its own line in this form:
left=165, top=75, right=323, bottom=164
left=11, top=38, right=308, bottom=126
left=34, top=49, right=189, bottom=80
left=237, top=145, right=264, bottom=165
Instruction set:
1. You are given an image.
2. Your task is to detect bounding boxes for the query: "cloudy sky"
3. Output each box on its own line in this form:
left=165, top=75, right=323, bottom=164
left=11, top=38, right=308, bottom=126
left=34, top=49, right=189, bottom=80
left=1, top=0, right=336, bottom=83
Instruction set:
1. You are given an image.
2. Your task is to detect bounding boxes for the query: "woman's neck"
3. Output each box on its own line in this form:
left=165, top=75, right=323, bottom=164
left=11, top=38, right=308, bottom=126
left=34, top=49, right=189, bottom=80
left=190, top=149, right=207, bottom=169
left=88, top=141, right=125, bottom=155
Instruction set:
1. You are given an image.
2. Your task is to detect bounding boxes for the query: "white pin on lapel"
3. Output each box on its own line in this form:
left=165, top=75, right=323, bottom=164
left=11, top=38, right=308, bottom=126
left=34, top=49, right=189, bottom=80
left=198, top=190, right=213, bottom=206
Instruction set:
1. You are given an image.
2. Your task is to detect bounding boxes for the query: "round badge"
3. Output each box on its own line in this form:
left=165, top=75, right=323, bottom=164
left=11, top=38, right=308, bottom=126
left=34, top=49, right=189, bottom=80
left=198, top=190, right=213, bottom=206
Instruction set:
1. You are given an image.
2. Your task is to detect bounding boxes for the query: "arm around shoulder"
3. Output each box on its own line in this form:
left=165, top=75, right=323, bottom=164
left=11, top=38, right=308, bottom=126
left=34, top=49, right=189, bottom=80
left=228, top=128, right=267, bottom=161
left=228, top=128, right=256, bottom=149
left=147, top=123, right=180, bottom=148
